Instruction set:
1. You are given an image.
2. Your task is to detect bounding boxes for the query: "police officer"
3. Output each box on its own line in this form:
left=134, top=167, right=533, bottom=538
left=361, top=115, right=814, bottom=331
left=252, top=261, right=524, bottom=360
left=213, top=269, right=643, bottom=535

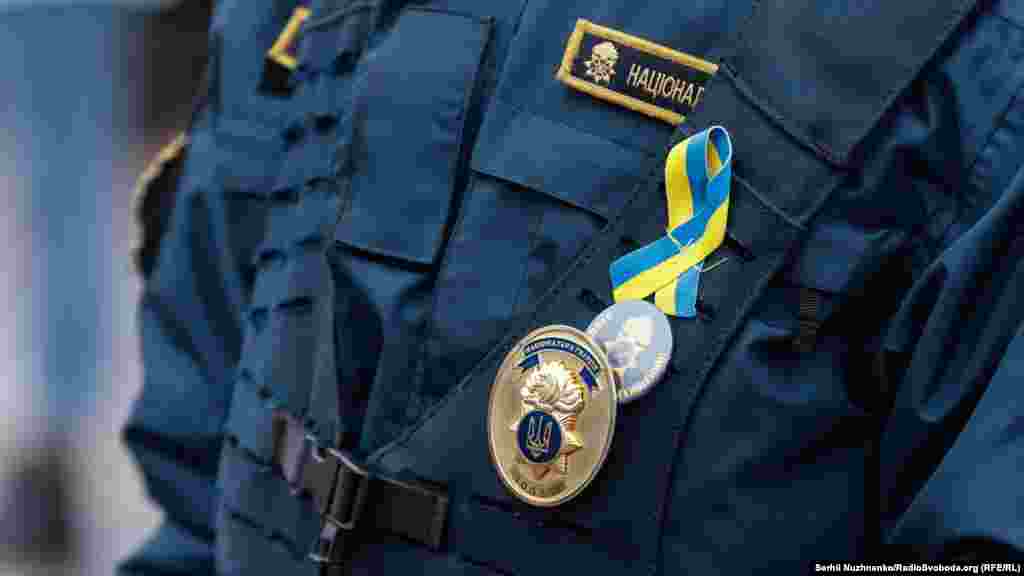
left=121, top=1, right=1024, bottom=574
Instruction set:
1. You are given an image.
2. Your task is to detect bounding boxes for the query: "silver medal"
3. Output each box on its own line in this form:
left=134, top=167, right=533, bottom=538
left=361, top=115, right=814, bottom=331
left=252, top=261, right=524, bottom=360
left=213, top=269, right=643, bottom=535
left=586, top=300, right=673, bottom=403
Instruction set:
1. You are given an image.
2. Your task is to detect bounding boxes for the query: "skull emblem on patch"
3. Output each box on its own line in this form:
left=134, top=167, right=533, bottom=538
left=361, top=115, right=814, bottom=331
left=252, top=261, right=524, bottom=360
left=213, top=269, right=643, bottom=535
left=584, top=41, right=619, bottom=84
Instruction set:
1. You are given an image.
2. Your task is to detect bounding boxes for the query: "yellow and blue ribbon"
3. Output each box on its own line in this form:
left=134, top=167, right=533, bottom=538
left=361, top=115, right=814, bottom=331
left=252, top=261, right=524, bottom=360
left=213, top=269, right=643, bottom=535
left=610, top=126, right=733, bottom=317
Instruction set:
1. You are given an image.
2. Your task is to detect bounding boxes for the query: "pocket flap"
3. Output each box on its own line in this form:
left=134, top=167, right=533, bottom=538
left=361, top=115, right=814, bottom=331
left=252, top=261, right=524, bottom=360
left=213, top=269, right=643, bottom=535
left=333, top=9, right=492, bottom=265
left=471, top=98, right=651, bottom=221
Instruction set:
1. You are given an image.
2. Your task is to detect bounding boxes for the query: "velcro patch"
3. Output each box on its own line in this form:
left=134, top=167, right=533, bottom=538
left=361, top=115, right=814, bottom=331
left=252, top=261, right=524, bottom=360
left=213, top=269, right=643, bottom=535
left=556, top=19, right=717, bottom=125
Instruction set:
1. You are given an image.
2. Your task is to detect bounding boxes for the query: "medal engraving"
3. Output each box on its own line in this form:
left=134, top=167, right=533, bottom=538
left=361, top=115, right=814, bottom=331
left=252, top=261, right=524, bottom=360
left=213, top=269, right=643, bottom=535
left=489, top=326, right=616, bottom=507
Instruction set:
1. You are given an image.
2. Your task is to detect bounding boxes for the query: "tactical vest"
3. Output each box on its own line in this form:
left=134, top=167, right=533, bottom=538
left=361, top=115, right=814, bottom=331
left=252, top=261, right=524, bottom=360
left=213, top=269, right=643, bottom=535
left=127, top=1, right=1024, bottom=574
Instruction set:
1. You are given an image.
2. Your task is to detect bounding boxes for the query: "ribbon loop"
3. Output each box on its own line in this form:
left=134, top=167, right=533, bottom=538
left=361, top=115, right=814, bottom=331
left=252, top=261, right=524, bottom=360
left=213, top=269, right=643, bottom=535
left=609, top=126, right=732, bottom=317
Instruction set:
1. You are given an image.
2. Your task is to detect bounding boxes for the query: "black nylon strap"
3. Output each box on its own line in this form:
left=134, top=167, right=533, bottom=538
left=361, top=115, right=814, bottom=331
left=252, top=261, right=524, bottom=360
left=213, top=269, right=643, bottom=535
left=271, top=411, right=448, bottom=567
left=360, top=476, right=448, bottom=550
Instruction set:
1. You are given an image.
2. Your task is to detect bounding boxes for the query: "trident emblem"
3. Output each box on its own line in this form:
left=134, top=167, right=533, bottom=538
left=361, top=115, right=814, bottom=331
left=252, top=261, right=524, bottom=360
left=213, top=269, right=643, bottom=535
left=512, top=359, right=585, bottom=478
left=525, top=414, right=554, bottom=459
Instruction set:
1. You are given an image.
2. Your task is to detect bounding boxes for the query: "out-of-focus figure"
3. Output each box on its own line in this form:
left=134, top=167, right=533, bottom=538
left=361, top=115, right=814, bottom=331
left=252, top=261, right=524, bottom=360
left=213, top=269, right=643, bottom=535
left=0, top=2, right=211, bottom=575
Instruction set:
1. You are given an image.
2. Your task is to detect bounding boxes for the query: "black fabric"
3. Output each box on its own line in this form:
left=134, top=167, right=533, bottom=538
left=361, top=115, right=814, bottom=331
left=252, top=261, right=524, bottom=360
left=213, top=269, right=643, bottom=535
left=361, top=477, right=448, bottom=551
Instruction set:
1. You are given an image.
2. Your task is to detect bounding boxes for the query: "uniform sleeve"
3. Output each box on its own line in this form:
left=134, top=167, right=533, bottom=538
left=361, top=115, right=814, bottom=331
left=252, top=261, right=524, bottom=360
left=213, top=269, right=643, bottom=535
left=879, top=163, right=1024, bottom=559
left=117, top=128, right=246, bottom=575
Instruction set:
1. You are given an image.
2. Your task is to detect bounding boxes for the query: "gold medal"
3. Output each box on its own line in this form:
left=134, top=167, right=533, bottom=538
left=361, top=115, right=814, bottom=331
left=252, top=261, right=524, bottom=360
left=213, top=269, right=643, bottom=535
left=488, top=325, right=617, bottom=507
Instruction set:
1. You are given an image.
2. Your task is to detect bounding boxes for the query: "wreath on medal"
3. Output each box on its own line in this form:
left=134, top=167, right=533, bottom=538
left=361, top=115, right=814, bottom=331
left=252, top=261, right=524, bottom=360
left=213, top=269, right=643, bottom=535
left=510, top=359, right=587, bottom=481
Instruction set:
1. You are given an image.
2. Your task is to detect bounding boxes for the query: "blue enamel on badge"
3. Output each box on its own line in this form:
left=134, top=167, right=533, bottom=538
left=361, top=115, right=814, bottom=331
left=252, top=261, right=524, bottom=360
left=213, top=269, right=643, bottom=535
left=516, top=410, right=564, bottom=464
left=489, top=326, right=617, bottom=507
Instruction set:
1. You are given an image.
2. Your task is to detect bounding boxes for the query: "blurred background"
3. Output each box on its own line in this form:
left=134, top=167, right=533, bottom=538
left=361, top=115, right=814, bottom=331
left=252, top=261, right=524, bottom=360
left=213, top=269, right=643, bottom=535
left=0, top=1, right=213, bottom=574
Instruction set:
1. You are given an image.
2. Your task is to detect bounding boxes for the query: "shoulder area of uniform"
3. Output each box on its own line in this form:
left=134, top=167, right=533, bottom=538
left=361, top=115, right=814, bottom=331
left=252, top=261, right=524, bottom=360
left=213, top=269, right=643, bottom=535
left=134, top=132, right=189, bottom=198
left=132, top=132, right=190, bottom=278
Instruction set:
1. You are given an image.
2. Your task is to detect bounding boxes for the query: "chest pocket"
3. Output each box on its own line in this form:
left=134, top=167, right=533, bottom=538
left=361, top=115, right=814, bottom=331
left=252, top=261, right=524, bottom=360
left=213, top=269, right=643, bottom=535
left=401, top=6, right=726, bottom=572
left=422, top=1, right=732, bottom=396
left=331, top=7, right=492, bottom=266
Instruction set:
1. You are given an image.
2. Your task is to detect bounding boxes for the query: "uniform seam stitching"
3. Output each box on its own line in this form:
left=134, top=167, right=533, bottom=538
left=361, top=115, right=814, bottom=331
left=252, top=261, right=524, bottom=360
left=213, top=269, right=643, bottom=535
left=733, top=172, right=806, bottom=230
left=719, top=62, right=845, bottom=168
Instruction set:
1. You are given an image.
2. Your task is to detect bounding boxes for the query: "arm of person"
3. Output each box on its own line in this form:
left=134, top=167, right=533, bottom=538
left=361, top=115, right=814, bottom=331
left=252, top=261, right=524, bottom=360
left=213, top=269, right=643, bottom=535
left=117, top=131, right=222, bottom=575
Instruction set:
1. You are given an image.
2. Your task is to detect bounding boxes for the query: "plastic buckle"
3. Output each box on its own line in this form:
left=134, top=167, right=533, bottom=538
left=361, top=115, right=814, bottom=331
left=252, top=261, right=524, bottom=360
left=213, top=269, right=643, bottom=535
left=307, top=438, right=369, bottom=568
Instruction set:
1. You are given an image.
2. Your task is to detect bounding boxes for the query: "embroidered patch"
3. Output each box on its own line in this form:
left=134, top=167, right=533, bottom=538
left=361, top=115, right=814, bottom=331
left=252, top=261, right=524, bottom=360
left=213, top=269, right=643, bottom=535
left=267, top=5, right=311, bottom=70
left=556, top=19, right=717, bottom=125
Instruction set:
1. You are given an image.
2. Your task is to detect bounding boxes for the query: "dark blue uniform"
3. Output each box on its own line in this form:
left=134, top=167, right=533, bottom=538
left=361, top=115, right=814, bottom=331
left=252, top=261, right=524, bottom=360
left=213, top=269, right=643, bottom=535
left=120, top=1, right=1024, bottom=574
